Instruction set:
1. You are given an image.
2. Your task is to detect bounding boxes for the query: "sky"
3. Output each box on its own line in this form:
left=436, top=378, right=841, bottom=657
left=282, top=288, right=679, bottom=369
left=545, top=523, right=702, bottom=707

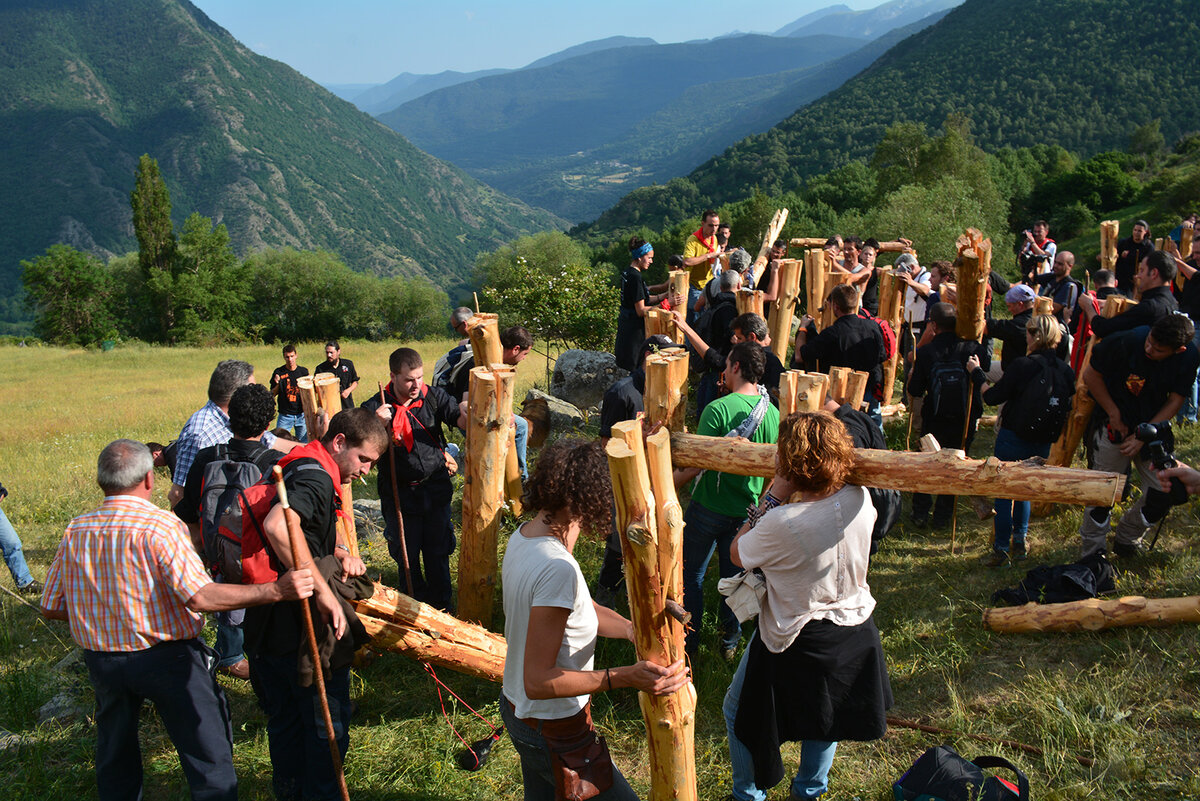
left=190, top=0, right=881, bottom=85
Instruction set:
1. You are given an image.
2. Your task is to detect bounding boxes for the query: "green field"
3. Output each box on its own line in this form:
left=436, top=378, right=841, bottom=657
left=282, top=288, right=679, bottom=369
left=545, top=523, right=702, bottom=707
left=0, top=342, right=1198, bottom=799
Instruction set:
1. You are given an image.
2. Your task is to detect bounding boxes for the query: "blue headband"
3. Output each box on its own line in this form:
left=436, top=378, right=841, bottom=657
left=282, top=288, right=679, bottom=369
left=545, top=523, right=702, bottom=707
left=631, top=242, right=653, bottom=259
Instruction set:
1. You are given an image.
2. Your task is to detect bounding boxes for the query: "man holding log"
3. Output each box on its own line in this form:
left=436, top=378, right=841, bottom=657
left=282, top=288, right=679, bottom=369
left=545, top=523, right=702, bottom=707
left=793, top=284, right=888, bottom=423
left=316, top=340, right=360, bottom=409
left=40, top=439, right=316, bottom=801
left=1114, top=219, right=1154, bottom=295
left=1081, top=251, right=1179, bottom=336
left=1077, top=315, right=1198, bottom=559
left=363, top=348, right=468, bottom=611
left=247, top=408, right=389, bottom=801
left=271, top=344, right=310, bottom=441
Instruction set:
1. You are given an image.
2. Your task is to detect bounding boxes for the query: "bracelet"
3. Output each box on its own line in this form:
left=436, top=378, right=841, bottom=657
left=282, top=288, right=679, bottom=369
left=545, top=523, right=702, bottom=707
left=605, top=667, right=613, bottom=691
left=335, top=544, right=350, bottom=553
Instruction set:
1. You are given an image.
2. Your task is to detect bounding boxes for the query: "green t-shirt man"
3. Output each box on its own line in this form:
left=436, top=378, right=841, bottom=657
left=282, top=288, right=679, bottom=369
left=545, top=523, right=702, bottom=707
left=691, top=391, right=779, bottom=517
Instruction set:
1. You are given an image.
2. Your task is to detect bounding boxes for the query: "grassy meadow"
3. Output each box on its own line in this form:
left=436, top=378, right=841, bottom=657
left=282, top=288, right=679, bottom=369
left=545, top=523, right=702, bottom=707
left=0, top=341, right=1198, bottom=799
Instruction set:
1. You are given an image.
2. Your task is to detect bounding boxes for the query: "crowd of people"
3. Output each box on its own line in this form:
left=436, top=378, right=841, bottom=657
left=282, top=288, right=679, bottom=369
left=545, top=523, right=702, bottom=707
left=15, top=208, right=1200, bottom=800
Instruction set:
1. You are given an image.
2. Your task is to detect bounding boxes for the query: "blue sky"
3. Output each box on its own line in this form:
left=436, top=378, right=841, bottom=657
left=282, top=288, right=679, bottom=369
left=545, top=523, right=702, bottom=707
left=190, top=0, right=879, bottom=84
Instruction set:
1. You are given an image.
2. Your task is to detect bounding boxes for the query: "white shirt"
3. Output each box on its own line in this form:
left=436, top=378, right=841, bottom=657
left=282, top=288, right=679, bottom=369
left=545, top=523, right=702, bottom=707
left=903, top=269, right=931, bottom=323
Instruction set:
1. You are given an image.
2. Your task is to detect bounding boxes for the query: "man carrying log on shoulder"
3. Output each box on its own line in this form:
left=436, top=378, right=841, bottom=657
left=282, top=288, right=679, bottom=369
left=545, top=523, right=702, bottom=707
left=681, top=209, right=724, bottom=319
left=1080, top=250, right=1179, bottom=336
left=246, top=408, right=389, bottom=801
left=1077, top=314, right=1198, bottom=559
left=363, top=348, right=468, bottom=612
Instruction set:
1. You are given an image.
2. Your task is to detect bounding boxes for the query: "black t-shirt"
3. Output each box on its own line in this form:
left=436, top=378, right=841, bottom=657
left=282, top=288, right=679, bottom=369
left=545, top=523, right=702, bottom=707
left=698, top=292, right=741, bottom=373
left=620, top=266, right=649, bottom=312
left=860, top=269, right=880, bottom=316
left=760, top=345, right=784, bottom=397
left=599, top=372, right=644, bottom=439
left=271, top=365, right=310, bottom=416
left=175, top=438, right=282, bottom=524
left=1176, top=257, right=1200, bottom=321
left=797, top=314, right=887, bottom=398
left=243, top=455, right=340, bottom=657
left=1089, top=285, right=1178, bottom=338
left=1090, top=326, right=1200, bottom=429
left=1114, top=236, right=1155, bottom=294
left=316, top=358, right=359, bottom=408
left=362, top=385, right=462, bottom=507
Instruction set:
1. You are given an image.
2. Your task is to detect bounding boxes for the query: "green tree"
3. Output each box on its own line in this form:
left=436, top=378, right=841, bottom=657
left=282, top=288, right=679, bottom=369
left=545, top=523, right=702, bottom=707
left=130, top=154, right=177, bottom=340
left=171, top=213, right=247, bottom=345
left=21, top=245, right=117, bottom=345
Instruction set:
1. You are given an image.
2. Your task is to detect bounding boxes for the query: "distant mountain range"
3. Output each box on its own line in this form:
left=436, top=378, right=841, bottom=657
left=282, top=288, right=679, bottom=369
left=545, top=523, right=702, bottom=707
left=0, top=0, right=563, bottom=320
left=777, top=0, right=963, bottom=38
left=374, top=0, right=956, bottom=223
left=580, top=0, right=1200, bottom=242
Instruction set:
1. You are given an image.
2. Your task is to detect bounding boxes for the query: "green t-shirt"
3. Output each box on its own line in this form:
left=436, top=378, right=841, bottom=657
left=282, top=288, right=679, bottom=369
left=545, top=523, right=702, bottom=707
left=691, top=391, right=779, bottom=518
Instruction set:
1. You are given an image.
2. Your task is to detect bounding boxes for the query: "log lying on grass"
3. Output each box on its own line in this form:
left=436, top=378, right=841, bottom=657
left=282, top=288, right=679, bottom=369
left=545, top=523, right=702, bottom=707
left=355, top=582, right=506, bottom=682
left=668, top=432, right=1123, bottom=506
left=983, top=595, right=1200, bottom=634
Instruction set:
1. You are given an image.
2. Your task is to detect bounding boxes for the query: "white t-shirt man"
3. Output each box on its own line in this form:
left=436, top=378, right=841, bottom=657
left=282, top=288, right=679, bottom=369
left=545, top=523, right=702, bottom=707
left=501, top=525, right=598, bottom=719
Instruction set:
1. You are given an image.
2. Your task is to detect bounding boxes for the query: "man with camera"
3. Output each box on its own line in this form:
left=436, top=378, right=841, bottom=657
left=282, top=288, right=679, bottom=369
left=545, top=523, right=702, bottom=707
left=1077, top=314, right=1199, bottom=558
left=1018, top=220, right=1056, bottom=283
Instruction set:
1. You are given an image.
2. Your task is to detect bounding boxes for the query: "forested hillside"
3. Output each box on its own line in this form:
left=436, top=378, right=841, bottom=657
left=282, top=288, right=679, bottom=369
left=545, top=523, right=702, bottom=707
left=579, top=0, right=1200, bottom=243
left=0, top=0, right=563, bottom=327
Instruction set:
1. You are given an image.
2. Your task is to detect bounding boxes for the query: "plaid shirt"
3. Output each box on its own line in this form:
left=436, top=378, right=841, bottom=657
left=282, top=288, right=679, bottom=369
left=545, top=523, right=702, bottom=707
left=41, top=495, right=212, bottom=652
left=173, top=400, right=275, bottom=484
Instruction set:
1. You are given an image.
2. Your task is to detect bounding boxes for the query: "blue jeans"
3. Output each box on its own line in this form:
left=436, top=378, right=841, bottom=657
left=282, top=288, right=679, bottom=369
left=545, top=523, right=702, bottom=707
left=514, top=413, right=529, bottom=480
left=84, top=639, right=237, bottom=801
left=723, top=646, right=837, bottom=800
left=992, top=428, right=1050, bottom=552
left=681, top=501, right=743, bottom=654
left=276, top=412, right=308, bottom=442
left=250, top=652, right=352, bottom=801
left=499, top=699, right=638, bottom=801
left=214, top=611, right=245, bottom=668
left=0, top=506, right=34, bottom=588
left=1180, top=327, right=1200, bottom=424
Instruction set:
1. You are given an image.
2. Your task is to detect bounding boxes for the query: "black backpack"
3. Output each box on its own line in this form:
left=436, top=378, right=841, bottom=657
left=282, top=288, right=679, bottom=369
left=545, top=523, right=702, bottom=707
left=926, top=346, right=970, bottom=422
left=894, top=745, right=1028, bottom=801
left=198, top=444, right=281, bottom=581
left=1005, top=353, right=1075, bottom=443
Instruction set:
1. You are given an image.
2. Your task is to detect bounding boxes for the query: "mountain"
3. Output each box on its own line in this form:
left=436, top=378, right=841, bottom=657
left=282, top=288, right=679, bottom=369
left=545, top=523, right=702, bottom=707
left=324, top=82, right=377, bottom=102
left=352, top=68, right=510, bottom=115
left=779, top=0, right=963, bottom=39
left=522, top=36, right=656, bottom=70
left=0, top=0, right=563, bottom=317
left=380, top=33, right=869, bottom=221
left=581, top=0, right=1200, bottom=241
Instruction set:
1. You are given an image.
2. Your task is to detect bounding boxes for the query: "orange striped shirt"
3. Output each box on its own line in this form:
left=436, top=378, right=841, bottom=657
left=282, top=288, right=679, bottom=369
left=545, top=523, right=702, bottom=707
left=41, top=495, right=212, bottom=652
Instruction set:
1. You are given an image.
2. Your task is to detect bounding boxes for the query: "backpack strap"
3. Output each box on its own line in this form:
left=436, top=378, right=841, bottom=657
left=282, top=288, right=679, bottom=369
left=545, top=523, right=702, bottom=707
left=971, top=756, right=1029, bottom=800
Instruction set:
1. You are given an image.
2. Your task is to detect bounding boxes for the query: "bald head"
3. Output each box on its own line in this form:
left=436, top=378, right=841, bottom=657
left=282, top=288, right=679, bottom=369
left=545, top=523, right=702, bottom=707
left=1053, top=251, right=1074, bottom=277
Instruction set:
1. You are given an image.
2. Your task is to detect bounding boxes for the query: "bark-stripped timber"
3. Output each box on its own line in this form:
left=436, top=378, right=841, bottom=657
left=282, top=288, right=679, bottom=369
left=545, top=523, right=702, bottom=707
left=983, top=595, right=1200, bottom=633
left=668, top=432, right=1122, bottom=506
left=643, top=349, right=690, bottom=432
left=768, top=258, right=803, bottom=363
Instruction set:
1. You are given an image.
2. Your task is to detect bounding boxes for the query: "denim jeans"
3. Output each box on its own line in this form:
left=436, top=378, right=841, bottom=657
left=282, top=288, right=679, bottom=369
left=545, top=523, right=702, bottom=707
left=213, top=611, right=245, bottom=668
left=249, top=652, right=352, bottom=801
left=84, top=639, right=237, bottom=801
left=499, top=699, right=638, bottom=801
left=681, top=501, right=744, bottom=655
left=276, top=412, right=308, bottom=442
left=514, top=413, right=529, bottom=479
left=991, top=427, right=1050, bottom=552
left=723, top=646, right=837, bottom=800
left=0, top=506, right=34, bottom=588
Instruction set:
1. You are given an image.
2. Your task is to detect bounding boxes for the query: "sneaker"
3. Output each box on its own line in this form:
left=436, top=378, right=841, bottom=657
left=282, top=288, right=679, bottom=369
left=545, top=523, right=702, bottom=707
left=17, top=580, right=43, bottom=596
left=1112, top=540, right=1142, bottom=559
left=1012, top=541, right=1028, bottom=561
left=980, top=550, right=1009, bottom=568
left=218, top=658, right=251, bottom=681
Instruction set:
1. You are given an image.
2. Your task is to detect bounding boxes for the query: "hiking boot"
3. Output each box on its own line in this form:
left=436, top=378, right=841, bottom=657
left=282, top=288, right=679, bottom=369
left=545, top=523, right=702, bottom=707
left=1112, top=540, right=1142, bottom=559
left=219, top=658, right=251, bottom=681
left=980, top=550, right=1009, bottom=568
left=17, top=579, right=43, bottom=596
left=1012, top=541, right=1028, bottom=561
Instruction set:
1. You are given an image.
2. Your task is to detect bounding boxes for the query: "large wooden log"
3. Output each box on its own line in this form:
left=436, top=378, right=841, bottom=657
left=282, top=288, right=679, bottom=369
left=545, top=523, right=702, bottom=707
left=804, top=250, right=826, bottom=326
left=669, top=270, right=690, bottom=303
left=296, top=375, right=321, bottom=446
left=1099, top=219, right=1119, bottom=272
left=1182, top=222, right=1194, bottom=261
left=607, top=422, right=697, bottom=801
left=645, top=308, right=678, bottom=341
left=736, top=289, right=765, bottom=318
left=339, top=481, right=358, bottom=560
left=645, top=428, right=686, bottom=662
left=668, top=432, right=1123, bottom=506
left=955, top=231, right=990, bottom=342
left=749, top=207, right=789, bottom=285
left=769, top=258, right=803, bottom=363
left=795, top=372, right=829, bottom=412
left=466, top=312, right=502, bottom=367
left=878, top=269, right=905, bottom=404
left=314, top=372, right=343, bottom=416
left=982, top=595, right=1200, bottom=634
left=828, top=366, right=851, bottom=404
left=820, top=270, right=854, bottom=330
left=355, top=582, right=507, bottom=682
left=643, top=350, right=690, bottom=432
left=1033, top=296, right=1054, bottom=317
left=844, top=370, right=869, bottom=411
left=457, top=366, right=515, bottom=627
left=790, top=237, right=829, bottom=249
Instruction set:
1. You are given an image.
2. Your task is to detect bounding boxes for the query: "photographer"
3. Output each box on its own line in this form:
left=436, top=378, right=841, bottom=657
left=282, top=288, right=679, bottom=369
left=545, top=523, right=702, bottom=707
left=1077, top=315, right=1199, bottom=558
left=1017, top=221, right=1056, bottom=283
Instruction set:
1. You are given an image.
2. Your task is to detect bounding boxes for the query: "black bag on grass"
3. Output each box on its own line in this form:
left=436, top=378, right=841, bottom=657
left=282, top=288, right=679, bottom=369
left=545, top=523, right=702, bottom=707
left=991, top=551, right=1115, bottom=606
left=893, top=745, right=1028, bottom=801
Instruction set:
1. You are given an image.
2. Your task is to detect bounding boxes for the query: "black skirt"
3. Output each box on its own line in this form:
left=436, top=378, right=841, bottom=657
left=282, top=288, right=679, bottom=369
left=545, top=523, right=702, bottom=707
left=734, top=617, right=893, bottom=790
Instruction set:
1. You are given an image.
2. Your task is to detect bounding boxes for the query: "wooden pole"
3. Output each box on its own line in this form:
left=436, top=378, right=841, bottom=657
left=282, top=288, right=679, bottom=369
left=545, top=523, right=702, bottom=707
left=457, top=366, right=515, bottom=627
left=296, top=375, right=321, bottom=440
left=668, top=432, right=1123, bottom=506
left=339, top=481, right=358, bottom=560
left=644, top=427, right=687, bottom=662
left=828, top=366, right=852, bottom=404
left=954, top=231, right=990, bottom=342
left=778, top=371, right=801, bottom=417
left=820, top=271, right=854, bottom=330
left=669, top=270, right=690, bottom=304
left=606, top=421, right=697, bottom=801
left=1099, top=220, right=1119, bottom=272
left=354, top=582, right=507, bottom=682
left=983, top=595, right=1200, bottom=634
left=1182, top=223, right=1194, bottom=261
left=643, top=349, right=690, bottom=431
left=768, top=258, right=802, bottom=363
left=735, top=289, right=765, bottom=317
left=790, top=237, right=828, bottom=249
left=466, top=313, right=502, bottom=367
left=378, top=381, right=415, bottom=597
left=273, top=466, right=350, bottom=801
left=644, top=308, right=678, bottom=341
left=804, top=250, right=826, bottom=328
left=1033, top=296, right=1054, bottom=317
left=314, top=372, right=343, bottom=415
left=794, top=372, right=829, bottom=412
left=749, top=208, right=789, bottom=286
left=844, top=370, right=869, bottom=412
left=877, top=269, right=905, bottom=406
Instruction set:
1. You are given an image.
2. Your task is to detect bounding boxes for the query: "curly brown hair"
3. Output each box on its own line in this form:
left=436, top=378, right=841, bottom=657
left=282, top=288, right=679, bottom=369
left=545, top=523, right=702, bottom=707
left=776, top=411, right=855, bottom=495
left=523, top=439, right=613, bottom=540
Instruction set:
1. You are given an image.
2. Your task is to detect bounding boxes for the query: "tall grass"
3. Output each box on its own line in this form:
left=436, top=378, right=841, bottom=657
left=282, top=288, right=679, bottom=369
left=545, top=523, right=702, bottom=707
left=0, top=342, right=1198, bottom=798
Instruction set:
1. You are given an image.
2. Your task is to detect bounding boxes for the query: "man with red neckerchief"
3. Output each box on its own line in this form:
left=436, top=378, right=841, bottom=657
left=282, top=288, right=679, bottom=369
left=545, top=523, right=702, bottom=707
left=682, top=209, right=724, bottom=316
left=362, top=347, right=467, bottom=611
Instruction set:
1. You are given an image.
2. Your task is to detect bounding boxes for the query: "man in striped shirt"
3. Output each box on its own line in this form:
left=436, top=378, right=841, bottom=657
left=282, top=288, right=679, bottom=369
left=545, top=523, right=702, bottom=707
left=41, top=439, right=315, bottom=801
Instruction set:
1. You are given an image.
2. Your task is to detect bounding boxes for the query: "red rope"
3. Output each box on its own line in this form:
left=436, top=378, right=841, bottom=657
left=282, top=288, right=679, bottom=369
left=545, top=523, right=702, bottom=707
left=422, top=663, right=499, bottom=765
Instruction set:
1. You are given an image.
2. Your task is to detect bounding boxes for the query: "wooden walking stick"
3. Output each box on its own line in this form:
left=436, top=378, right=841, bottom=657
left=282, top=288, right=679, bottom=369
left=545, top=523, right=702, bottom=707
left=378, top=382, right=414, bottom=597
left=272, top=465, right=351, bottom=801
left=904, top=311, right=916, bottom=451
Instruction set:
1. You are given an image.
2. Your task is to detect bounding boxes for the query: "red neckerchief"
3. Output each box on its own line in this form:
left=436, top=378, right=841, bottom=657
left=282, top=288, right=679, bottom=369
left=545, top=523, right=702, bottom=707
left=274, top=440, right=350, bottom=527
left=384, top=382, right=429, bottom=451
left=1072, top=292, right=1101, bottom=372
left=692, top=228, right=716, bottom=253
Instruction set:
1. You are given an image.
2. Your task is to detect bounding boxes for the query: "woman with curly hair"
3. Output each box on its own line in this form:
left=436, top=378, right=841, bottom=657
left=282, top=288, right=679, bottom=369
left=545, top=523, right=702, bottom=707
left=723, top=412, right=892, bottom=801
left=500, top=439, right=688, bottom=800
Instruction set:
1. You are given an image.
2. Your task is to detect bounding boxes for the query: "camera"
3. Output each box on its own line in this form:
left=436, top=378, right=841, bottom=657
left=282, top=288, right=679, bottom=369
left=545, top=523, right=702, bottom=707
left=1135, top=422, right=1188, bottom=504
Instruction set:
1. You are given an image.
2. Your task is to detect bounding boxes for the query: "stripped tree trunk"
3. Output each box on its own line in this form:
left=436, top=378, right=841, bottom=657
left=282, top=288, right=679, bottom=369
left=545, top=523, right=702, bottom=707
left=643, top=350, right=690, bottom=431
left=735, top=289, right=765, bottom=317
left=983, top=595, right=1200, bottom=633
left=954, top=230, right=990, bottom=343
left=1100, top=220, right=1120, bottom=272
left=769, top=258, right=802, bottom=364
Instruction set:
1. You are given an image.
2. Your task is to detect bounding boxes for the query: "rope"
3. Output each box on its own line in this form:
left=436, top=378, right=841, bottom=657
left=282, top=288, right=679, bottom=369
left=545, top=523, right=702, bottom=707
left=422, top=662, right=499, bottom=767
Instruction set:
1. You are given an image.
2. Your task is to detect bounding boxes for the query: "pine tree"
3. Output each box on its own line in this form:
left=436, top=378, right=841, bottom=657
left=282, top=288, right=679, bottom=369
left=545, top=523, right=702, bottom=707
left=130, top=154, right=177, bottom=340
